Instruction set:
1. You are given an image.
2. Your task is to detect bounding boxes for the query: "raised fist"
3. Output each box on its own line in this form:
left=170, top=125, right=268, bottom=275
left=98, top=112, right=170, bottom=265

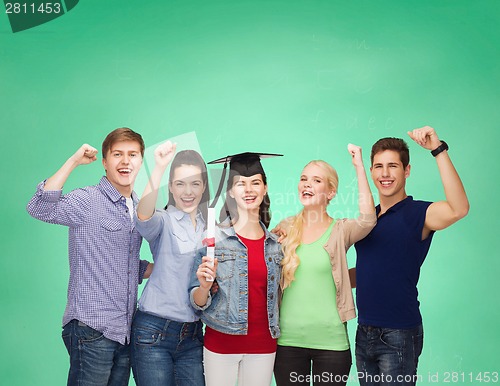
left=72, top=144, right=98, bottom=166
left=347, top=143, right=363, bottom=168
left=154, top=141, right=177, bottom=168
left=407, top=126, right=441, bottom=151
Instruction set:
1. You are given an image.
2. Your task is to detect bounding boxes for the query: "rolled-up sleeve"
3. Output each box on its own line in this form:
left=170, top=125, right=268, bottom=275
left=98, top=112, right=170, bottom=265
left=134, top=210, right=165, bottom=244
left=189, top=288, right=212, bottom=311
left=26, top=180, right=88, bottom=227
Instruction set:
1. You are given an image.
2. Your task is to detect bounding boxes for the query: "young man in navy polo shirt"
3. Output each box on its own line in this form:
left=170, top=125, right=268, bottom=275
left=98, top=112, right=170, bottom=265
left=354, top=126, right=469, bottom=386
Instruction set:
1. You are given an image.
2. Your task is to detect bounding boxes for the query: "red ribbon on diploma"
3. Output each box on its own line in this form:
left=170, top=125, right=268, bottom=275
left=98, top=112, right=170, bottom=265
left=203, top=237, right=216, bottom=248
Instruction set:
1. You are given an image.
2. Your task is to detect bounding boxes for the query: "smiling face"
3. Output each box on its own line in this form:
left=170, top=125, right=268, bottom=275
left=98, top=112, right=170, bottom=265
left=229, top=174, right=268, bottom=213
left=298, top=163, right=336, bottom=208
left=370, top=150, right=410, bottom=202
left=102, top=140, right=143, bottom=197
left=169, top=164, right=206, bottom=215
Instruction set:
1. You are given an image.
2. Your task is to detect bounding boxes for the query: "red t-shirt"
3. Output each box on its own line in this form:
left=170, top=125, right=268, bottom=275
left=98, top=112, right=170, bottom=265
left=204, top=234, right=277, bottom=354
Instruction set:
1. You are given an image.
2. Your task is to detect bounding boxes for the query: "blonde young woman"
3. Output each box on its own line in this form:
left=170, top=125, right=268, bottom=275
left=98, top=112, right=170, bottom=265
left=273, top=145, right=376, bottom=386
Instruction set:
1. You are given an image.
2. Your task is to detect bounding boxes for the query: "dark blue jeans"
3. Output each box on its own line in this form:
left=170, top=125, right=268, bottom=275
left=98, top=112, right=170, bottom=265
left=355, top=324, right=424, bottom=386
left=62, top=319, right=130, bottom=386
left=130, top=310, right=205, bottom=386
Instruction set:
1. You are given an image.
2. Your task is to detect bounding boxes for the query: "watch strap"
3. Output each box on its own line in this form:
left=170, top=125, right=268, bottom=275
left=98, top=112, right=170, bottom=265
left=431, top=140, right=449, bottom=157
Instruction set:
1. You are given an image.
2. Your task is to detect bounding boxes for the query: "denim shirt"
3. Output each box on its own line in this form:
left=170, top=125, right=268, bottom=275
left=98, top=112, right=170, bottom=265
left=189, top=221, right=283, bottom=338
left=135, top=206, right=205, bottom=323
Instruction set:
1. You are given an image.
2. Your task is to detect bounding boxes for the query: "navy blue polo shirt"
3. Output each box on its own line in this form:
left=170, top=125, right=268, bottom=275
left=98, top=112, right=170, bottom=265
left=355, top=196, right=434, bottom=329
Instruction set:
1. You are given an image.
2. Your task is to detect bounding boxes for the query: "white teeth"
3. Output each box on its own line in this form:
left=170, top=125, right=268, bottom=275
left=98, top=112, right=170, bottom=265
left=302, top=191, right=313, bottom=196
left=118, top=169, right=131, bottom=173
left=380, top=181, right=392, bottom=186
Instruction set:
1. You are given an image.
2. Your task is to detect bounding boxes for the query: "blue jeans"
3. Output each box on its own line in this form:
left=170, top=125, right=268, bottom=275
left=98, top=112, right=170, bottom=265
left=130, top=310, right=205, bottom=386
left=355, top=324, right=424, bottom=386
left=62, top=319, right=130, bottom=386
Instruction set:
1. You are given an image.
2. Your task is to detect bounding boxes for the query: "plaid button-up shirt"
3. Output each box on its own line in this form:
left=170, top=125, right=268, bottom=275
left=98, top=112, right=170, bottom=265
left=27, top=176, right=148, bottom=344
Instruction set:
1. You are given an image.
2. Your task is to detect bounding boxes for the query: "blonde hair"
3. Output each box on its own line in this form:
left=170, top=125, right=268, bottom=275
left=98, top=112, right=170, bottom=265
left=280, top=160, right=339, bottom=290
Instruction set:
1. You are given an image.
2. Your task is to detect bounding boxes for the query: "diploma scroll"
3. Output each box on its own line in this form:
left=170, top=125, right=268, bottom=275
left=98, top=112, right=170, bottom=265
left=205, top=207, right=215, bottom=282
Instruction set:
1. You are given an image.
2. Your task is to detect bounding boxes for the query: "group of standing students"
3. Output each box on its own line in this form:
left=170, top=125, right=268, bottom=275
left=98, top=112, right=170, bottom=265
left=27, top=125, right=469, bottom=386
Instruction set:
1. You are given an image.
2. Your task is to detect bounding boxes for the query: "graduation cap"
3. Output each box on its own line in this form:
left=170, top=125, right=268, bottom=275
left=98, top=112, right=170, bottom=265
left=208, top=152, right=283, bottom=209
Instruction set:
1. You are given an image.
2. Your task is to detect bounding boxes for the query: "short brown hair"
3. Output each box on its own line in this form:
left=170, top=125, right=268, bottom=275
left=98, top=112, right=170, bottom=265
left=102, top=128, right=145, bottom=159
left=371, top=137, right=410, bottom=168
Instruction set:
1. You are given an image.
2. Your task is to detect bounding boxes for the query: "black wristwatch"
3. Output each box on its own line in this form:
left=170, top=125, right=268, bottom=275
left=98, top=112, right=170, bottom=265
left=431, top=140, right=449, bottom=157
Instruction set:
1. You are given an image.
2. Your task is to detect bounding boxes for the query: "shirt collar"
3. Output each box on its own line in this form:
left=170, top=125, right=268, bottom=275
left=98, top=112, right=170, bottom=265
left=218, top=219, right=276, bottom=241
left=98, top=176, right=138, bottom=204
left=166, top=205, right=204, bottom=224
left=376, top=195, right=413, bottom=216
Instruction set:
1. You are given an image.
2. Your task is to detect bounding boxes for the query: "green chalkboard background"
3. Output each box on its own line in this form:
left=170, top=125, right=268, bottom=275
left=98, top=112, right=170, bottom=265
left=1, top=1, right=498, bottom=385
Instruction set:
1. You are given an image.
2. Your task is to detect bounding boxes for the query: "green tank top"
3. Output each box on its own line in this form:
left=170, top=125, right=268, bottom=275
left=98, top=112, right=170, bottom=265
left=278, top=221, right=349, bottom=350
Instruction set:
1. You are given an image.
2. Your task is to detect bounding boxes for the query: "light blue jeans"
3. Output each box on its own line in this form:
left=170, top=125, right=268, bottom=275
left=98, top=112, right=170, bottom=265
left=355, top=324, right=424, bottom=386
left=131, top=310, right=205, bottom=386
left=62, top=319, right=130, bottom=386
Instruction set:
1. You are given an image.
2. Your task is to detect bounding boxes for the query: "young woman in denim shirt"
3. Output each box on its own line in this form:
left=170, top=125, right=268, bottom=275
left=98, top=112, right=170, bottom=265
left=273, top=145, right=376, bottom=386
left=131, top=142, right=210, bottom=386
left=190, top=153, right=283, bottom=386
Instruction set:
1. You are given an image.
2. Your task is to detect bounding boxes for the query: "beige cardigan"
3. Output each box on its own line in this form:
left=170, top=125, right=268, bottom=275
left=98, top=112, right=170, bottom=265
left=323, top=213, right=376, bottom=322
left=280, top=212, right=376, bottom=323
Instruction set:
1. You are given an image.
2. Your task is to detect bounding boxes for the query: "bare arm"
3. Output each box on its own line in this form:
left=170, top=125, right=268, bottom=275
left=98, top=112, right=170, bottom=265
left=348, top=144, right=375, bottom=216
left=143, top=262, right=154, bottom=279
left=408, top=126, right=469, bottom=237
left=136, top=141, right=176, bottom=221
left=349, top=267, right=356, bottom=288
left=44, top=144, right=98, bottom=191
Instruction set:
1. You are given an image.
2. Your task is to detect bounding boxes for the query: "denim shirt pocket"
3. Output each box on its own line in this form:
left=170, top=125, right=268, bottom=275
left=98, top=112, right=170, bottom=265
left=272, top=252, right=282, bottom=267
left=172, top=229, right=195, bottom=255
left=268, top=253, right=282, bottom=298
left=216, top=250, right=237, bottom=280
left=265, top=251, right=282, bottom=274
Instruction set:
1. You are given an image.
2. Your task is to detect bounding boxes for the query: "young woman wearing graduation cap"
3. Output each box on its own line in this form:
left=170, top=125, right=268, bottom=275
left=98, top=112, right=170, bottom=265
left=131, top=141, right=210, bottom=386
left=272, top=145, right=376, bottom=386
left=190, top=152, right=283, bottom=386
